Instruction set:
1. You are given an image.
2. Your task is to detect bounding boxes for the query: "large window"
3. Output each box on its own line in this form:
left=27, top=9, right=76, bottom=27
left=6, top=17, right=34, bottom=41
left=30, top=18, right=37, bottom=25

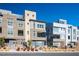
left=32, top=41, right=44, bottom=47
left=53, top=34, right=60, bottom=39
left=37, top=24, right=40, bottom=28
left=8, top=27, right=13, bottom=35
left=68, top=36, right=70, bottom=39
left=73, top=29, right=76, bottom=34
left=18, top=30, right=24, bottom=36
left=53, top=27, right=60, bottom=33
left=59, top=21, right=65, bottom=24
left=0, top=13, right=3, bottom=17
left=8, top=18, right=13, bottom=26
left=37, top=24, right=44, bottom=28
left=7, top=18, right=14, bottom=36
left=0, top=27, right=2, bottom=33
left=37, top=32, right=46, bottom=37
left=68, top=29, right=71, bottom=34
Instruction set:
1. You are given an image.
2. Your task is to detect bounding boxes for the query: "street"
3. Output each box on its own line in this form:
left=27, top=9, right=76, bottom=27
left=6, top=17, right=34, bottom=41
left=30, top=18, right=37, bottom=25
left=0, top=52, right=79, bottom=56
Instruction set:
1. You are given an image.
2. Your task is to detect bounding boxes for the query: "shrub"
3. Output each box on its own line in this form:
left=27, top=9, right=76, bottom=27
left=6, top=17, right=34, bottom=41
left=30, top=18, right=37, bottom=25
left=0, top=37, right=5, bottom=47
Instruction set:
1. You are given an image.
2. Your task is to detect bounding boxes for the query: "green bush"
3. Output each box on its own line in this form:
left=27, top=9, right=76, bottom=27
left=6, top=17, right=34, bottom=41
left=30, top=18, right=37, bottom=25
left=0, top=37, right=5, bottom=47
left=28, top=40, right=32, bottom=48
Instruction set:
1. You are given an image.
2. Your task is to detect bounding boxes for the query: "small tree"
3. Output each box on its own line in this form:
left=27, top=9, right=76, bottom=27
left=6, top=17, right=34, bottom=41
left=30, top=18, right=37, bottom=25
left=0, top=37, right=5, bottom=47
left=27, top=40, right=32, bottom=49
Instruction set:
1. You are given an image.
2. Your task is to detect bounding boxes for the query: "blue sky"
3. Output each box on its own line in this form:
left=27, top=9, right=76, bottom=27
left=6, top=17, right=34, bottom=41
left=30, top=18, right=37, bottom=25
left=0, top=3, right=79, bottom=26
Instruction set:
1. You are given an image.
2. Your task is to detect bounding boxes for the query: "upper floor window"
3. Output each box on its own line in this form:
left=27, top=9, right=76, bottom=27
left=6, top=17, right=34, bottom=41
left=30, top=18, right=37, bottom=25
left=41, top=25, right=44, bottom=28
left=8, top=18, right=13, bottom=26
left=37, top=24, right=44, bottom=28
left=27, top=14, right=29, bottom=16
left=27, top=23, right=29, bottom=25
left=37, top=32, right=46, bottom=37
left=73, top=29, right=76, bottom=39
left=18, top=30, right=24, bottom=36
left=0, top=13, right=3, bottom=17
left=53, top=34, right=60, bottom=39
left=32, top=14, right=34, bottom=17
left=8, top=27, right=13, bottom=35
left=19, top=23, right=23, bottom=27
left=37, top=24, right=39, bottom=28
left=68, top=29, right=71, bottom=34
left=73, top=29, right=76, bottom=34
left=68, top=36, right=70, bottom=39
left=0, top=18, right=2, bottom=24
left=53, top=27, right=60, bottom=33
left=59, top=21, right=65, bottom=24
left=77, top=31, right=79, bottom=35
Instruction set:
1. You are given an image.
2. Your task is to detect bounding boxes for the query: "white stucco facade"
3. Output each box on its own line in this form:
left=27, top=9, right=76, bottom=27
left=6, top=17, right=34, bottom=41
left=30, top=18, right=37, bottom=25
left=53, top=19, right=78, bottom=47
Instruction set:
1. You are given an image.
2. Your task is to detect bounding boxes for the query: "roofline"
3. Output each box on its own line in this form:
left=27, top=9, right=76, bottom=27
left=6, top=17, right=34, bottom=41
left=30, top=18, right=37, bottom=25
left=29, top=19, right=46, bottom=23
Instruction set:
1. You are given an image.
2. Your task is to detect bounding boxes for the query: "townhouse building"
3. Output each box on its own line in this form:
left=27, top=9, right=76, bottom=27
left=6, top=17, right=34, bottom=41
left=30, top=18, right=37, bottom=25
left=0, top=9, right=79, bottom=48
left=25, top=10, right=47, bottom=47
left=0, top=9, right=47, bottom=48
left=52, top=19, right=78, bottom=48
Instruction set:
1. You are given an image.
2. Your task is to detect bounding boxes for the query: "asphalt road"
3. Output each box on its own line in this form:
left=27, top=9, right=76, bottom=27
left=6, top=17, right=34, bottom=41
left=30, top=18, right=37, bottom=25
left=0, top=52, right=79, bottom=56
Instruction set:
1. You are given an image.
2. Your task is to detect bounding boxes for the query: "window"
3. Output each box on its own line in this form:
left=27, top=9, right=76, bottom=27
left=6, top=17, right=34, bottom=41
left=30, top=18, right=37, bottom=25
left=0, top=18, right=2, bottom=24
left=77, top=31, right=79, bottom=35
left=77, top=37, right=79, bottom=40
left=0, top=13, right=3, bottom=17
left=41, top=25, right=44, bottom=28
left=33, top=31, right=35, bottom=37
left=19, top=23, right=23, bottom=27
left=8, top=28, right=13, bottom=35
left=32, top=41, right=44, bottom=47
left=59, top=21, right=65, bottom=24
left=18, top=30, right=24, bottom=36
left=73, top=29, right=76, bottom=34
left=73, top=29, right=76, bottom=39
left=37, top=24, right=44, bottom=28
left=27, top=14, right=29, bottom=16
left=53, top=27, right=60, bottom=33
left=37, top=24, right=40, bottom=28
left=33, top=23, right=35, bottom=28
left=68, top=36, right=70, bottom=39
left=27, top=23, right=29, bottom=25
left=68, top=29, right=71, bottom=34
left=0, top=27, right=2, bottom=33
left=37, top=32, right=46, bottom=37
left=53, top=34, right=60, bottom=39
left=8, top=18, right=13, bottom=26
left=32, top=15, right=34, bottom=17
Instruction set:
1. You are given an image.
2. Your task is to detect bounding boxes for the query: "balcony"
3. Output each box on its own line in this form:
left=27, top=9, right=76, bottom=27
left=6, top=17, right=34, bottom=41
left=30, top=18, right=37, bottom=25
left=53, top=39, right=65, bottom=42
left=31, top=37, right=46, bottom=41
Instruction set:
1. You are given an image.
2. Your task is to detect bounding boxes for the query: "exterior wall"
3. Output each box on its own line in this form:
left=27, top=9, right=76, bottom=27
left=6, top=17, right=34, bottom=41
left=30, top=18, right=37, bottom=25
left=0, top=12, right=17, bottom=39
left=0, top=9, right=47, bottom=47
left=30, top=21, right=46, bottom=41
left=52, top=19, right=78, bottom=47
left=16, top=20, right=25, bottom=40
left=24, top=10, right=36, bottom=42
left=24, top=10, right=47, bottom=47
left=0, top=9, right=25, bottom=47
left=53, top=22, right=68, bottom=47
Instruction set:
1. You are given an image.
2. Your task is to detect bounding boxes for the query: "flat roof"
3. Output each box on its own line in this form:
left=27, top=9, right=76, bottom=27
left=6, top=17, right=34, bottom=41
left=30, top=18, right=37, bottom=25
left=29, top=19, right=46, bottom=23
